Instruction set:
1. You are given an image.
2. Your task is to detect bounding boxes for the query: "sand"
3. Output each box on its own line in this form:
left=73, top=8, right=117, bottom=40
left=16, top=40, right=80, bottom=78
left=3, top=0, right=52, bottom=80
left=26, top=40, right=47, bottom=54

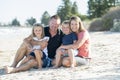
left=0, top=27, right=120, bottom=80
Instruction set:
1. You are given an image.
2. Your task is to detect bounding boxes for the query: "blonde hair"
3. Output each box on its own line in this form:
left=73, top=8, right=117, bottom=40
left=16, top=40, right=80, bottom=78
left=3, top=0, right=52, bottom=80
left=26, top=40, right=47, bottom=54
left=32, top=23, right=44, bottom=38
left=62, top=20, right=69, bottom=25
left=69, top=16, right=85, bottom=32
left=62, top=20, right=72, bottom=31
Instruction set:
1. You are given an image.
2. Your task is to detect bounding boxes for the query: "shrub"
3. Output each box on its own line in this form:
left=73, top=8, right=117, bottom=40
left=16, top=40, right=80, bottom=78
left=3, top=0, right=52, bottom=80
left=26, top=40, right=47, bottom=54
left=89, top=7, right=120, bottom=31
left=110, top=21, right=120, bottom=32
left=89, top=18, right=104, bottom=31
left=102, top=7, right=120, bottom=30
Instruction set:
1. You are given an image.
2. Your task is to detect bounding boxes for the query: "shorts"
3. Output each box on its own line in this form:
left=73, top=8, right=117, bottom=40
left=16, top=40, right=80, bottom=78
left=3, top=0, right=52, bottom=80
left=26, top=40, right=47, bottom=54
left=60, top=48, right=78, bottom=57
left=29, top=51, right=46, bottom=59
left=42, top=58, right=53, bottom=68
left=29, top=52, right=52, bottom=68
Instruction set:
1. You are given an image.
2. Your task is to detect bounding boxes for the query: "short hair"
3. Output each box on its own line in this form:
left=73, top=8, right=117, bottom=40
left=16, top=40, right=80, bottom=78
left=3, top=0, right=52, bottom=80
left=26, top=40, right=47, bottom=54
left=50, top=14, right=60, bottom=20
left=61, top=20, right=71, bottom=32
left=62, top=20, right=69, bottom=25
left=50, top=14, right=61, bottom=24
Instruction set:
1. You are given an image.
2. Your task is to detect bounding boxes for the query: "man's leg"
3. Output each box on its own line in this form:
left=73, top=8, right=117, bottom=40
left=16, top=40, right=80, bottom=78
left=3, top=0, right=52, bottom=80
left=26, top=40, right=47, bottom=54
left=6, top=59, right=37, bottom=74
left=11, top=42, right=28, bottom=67
left=19, top=55, right=32, bottom=66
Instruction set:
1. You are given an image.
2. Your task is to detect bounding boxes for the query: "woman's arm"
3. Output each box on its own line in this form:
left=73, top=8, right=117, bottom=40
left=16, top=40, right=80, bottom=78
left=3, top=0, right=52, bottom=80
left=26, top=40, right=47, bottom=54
left=59, top=31, right=88, bottom=49
left=73, top=32, right=87, bottom=49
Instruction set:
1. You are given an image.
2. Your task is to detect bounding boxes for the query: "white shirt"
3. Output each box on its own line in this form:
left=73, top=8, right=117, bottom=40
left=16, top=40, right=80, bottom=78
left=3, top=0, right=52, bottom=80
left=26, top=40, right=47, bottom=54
left=32, top=36, right=49, bottom=57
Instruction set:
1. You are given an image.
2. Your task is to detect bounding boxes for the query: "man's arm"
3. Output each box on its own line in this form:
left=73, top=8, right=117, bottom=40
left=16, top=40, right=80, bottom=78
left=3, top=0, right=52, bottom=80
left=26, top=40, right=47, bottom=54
left=23, top=34, right=33, bottom=51
left=24, top=34, right=48, bottom=50
left=31, top=40, right=48, bottom=50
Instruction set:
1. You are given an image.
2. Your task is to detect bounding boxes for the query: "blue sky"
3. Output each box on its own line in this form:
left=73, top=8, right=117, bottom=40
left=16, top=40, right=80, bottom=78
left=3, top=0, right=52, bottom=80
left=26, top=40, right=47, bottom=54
left=0, top=0, right=88, bottom=25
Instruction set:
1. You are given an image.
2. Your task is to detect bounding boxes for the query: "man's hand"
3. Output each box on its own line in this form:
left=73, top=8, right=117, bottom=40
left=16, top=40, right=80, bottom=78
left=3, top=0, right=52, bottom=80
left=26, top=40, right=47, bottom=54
left=30, top=40, right=48, bottom=50
left=40, top=40, right=48, bottom=50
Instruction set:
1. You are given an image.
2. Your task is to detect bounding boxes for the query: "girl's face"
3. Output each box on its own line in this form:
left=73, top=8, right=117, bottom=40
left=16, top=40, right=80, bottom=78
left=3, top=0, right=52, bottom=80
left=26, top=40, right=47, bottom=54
left=34, top=26, right=42, bottom=38
left=62, top=24, right=70, bottom=35
left=70, top=20, right=79, bottom=33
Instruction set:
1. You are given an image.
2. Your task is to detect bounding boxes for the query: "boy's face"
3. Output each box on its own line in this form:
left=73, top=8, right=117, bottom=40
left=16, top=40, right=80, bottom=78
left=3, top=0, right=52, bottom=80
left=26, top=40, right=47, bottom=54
left=62, top=24, right=71, bottom=35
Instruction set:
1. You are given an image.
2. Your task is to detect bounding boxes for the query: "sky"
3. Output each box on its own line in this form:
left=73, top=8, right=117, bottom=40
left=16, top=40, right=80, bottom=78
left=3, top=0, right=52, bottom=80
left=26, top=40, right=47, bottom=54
left=0, top=0, right=88, bottom=25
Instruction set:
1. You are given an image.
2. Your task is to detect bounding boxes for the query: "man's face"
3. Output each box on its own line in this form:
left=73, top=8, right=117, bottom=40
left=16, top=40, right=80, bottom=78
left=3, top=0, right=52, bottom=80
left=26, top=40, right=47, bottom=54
left=49, top=18, right=60, bottom=31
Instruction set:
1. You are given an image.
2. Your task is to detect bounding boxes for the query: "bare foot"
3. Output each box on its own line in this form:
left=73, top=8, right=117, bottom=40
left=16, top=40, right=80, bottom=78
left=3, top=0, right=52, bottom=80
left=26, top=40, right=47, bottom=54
left=38, top=66, right=42, bottom=70
left=52, top=66, right=58, bottom=69
left=10, top=64, right=16, bottom=68
left=5, top=66, right=15, bottom=74
left=70, top=64, right=75, bottom=68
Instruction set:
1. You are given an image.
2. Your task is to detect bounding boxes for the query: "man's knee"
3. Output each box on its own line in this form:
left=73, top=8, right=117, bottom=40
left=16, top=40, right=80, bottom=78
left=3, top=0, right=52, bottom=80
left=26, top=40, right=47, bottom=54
left=17, top=42, right=28, bottom=55
left=19, top=42, right=27, bottom=50
left=28, top=59, right=37, bottom=67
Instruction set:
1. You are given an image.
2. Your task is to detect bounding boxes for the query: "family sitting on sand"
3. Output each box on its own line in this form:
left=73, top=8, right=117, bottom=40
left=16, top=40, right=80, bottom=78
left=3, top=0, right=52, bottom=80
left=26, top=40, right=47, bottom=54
left=5, top=15, right=91, bottom=74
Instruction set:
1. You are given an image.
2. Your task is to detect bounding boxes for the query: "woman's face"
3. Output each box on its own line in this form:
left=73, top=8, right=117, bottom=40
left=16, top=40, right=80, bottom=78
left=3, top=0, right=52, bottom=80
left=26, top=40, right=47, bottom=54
left=70, top=20, right=79, bottom=33
left=34, top=26, right=42, bottom=37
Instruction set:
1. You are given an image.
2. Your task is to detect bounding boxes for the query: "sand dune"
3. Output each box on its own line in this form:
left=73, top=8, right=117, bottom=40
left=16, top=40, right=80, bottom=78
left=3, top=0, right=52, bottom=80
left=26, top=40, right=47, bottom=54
left=0, top=27, right=120, bottom=80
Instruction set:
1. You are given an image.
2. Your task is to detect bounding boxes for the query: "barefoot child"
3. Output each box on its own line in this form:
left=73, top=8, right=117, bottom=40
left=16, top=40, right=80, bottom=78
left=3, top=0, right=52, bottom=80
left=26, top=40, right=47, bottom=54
left=5, top=24, right=50, bottom=73
left=19, top=23, right=49, bottom=69
left=53, top=20, right=78, bottom=68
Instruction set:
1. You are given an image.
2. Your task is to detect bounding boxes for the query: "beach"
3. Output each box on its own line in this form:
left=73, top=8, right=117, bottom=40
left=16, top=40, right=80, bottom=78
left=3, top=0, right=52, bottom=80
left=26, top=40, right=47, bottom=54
left=0, top=27, right=120, bottom=80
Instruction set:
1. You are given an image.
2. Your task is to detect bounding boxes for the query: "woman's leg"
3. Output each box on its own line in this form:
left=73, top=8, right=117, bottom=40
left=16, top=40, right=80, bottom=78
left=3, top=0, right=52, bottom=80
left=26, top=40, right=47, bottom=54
left=62, top=57, right=71, bottom=67
left=62, top=57, right=77, bottom=67
left=5, top=59, right=37, bottom=74
left=75, top=57, right=89, bottom=66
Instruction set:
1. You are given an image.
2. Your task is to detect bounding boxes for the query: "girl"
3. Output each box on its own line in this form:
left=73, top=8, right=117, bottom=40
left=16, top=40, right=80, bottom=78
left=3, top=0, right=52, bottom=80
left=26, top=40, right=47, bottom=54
left=5, top=24, right=50, bottom=74
left=20, top=23, right=49, bottom=69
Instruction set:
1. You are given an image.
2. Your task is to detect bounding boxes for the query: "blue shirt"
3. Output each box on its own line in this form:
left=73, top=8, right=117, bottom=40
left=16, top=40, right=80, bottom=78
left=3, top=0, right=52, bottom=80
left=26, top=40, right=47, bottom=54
left=62, top=32, right=78, bottom=45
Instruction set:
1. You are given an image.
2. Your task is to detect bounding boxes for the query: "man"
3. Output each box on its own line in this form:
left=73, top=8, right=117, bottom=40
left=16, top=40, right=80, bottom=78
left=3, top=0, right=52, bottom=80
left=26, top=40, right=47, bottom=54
left=5, top=15, right=63, bottom=73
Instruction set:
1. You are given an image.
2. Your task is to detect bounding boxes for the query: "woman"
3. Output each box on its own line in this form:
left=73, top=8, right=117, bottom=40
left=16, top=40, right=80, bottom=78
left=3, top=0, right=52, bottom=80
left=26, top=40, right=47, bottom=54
left=59, top=16, right=91, bottom=67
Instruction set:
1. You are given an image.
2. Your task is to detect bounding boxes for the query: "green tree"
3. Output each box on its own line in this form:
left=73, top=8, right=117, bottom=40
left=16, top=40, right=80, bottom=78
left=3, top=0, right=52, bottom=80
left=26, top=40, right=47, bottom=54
left=57, top=0, right=84, bottom=22
left=57, top=0, right=72, bottom=22
left=71, top=2, right=79, bottom=15
left=11, top=18, right=20, bottom=26
left=26, top=17, right=36, bottom=26
left=88, top=0, right=120, bottom=19
left=41, top=11, right=50, bottom=26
